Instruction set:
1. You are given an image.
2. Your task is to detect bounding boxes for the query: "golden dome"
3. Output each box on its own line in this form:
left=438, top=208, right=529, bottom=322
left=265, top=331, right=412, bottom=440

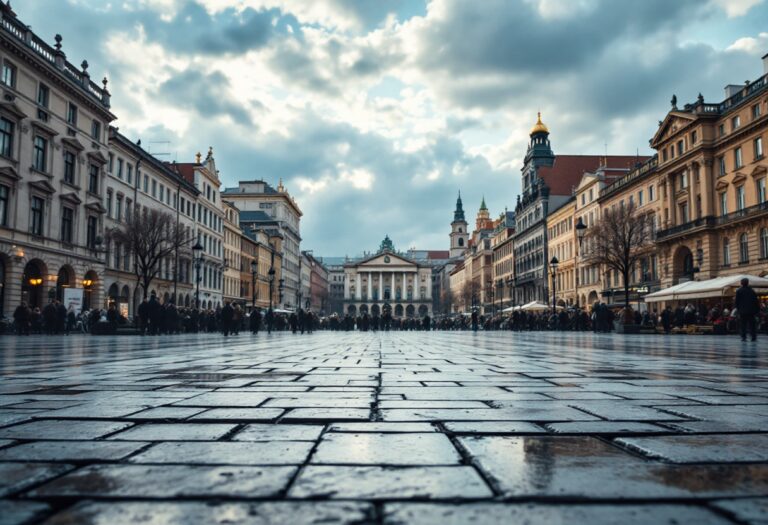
left=530, top=112, right=549, bottom=135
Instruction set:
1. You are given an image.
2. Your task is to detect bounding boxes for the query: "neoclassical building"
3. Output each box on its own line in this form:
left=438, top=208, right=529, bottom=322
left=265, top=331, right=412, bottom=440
left=343, top=236, right=433, bottom=318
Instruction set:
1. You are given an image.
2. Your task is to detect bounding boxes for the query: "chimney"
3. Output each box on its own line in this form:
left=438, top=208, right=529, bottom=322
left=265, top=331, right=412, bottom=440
left=724, top=84, right=742, bottom=98
left=763, top=52, right=768, bottom=75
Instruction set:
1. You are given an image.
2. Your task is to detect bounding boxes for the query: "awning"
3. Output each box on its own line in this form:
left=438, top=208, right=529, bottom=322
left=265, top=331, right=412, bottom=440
left=644, top=274, right=768, bottom=303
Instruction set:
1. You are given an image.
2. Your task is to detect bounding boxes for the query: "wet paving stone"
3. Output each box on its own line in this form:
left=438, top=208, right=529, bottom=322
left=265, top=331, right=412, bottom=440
left=0, top=440, right=148, bottom=462
left=42, top=501, right=374, bottom=525
left=712, top=497, right=768, bottom=524
left=232, top=424, right=324, bottom=441
left=108, top=423, right=236, bottom=441
left=1, top=331, right=767, bottom=521
left=0, top=500, right=51, bottom=525
left=312, top=433, right=461, bottom=465
left=616, top=434, right=768, bottom=463
left=459, top=435, right=768, bottom=498
left=129, top=441, right=314, bottom=465
left=289, top=465, right=492, bottom=499
left=0, top=462, right=74, bottom=496
left=0, top=420, right=132, bottom=440
left=30, top=464, right=296, bottom=498
left=381, top=503, right=732, bottom=524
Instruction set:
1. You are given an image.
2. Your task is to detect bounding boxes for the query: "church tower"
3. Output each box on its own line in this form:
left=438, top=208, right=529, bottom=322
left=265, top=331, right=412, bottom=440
left=475, top=196, right=493, bottom=231
left=450, top=192, right=469, bottom=258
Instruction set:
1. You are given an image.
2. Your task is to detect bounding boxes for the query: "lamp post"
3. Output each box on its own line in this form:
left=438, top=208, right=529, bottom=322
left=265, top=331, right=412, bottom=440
left=250, top=259, right=258, bottom=311
left=506, top=276, right=514, bottom=308
left=549, top=256, right=559, bottom=319
left=192, top=237, right=204, bottom=309
left=278, top=278, right=285, bottom=306
left=575, top=216, right=587, bottom=308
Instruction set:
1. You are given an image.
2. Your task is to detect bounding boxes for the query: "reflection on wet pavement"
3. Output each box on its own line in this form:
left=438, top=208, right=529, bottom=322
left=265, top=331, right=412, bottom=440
left=0, top=331, right=766, bottom=524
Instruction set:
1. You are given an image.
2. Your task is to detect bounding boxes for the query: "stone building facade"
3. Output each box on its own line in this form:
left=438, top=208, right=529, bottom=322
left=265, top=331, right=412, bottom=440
left=343, top=237, right=433, bottom=318
left=0, top=2, right=114, bottom=315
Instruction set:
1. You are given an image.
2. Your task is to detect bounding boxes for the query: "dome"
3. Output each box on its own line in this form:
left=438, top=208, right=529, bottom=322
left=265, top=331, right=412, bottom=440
left=530, top=112, right=549, bottom=135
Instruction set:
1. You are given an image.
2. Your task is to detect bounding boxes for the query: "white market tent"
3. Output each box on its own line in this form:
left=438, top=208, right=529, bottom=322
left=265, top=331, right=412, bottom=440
left=644, top=274, right=768, bottom=303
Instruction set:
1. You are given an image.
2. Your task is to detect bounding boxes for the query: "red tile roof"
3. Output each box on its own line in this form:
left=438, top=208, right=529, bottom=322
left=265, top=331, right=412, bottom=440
left=538, top=155, right=649, bottom=196
left=166, top=162, right=198, bottom=185
left=427, top=250, right=450, bottom=260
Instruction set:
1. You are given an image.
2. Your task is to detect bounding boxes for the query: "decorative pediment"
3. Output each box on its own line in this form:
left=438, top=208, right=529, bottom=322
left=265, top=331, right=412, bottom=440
left=59, top=192, right=82, bottom=205
left=85, top=201, right=107, bottom=214
left=356, top=252, right=418, bottom=269
left=29, top=179, right=56, bottom=194
left=750, top=165, right=767, bottom=178
left=0, top=100, right=27, bottom=121
left=731, top=172, right=747, bottom=185
left=650, top=111, right=696, bottom=148
left=30, top=120, right=59, bottom=137
left=86, top=150, right=108, bottom=165
left=715, top=179, right=729, bottom=191
left=0, top=165, right=20, bottom=181
left=61, top=137, right=86, bottom=152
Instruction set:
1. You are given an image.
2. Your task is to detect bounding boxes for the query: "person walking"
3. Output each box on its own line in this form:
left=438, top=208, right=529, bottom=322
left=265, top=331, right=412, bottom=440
left=735, top=277, right=760, bottom=342
left=250, top=308, right=262, bottom=334
left=221, top=301, right=234, bottom=337
left=13, top=302, right=31, bottom=335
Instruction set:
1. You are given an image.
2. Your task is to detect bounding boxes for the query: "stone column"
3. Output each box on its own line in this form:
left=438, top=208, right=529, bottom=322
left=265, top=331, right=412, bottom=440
left=344, top=271, right=350, bottom=300
left=379, top=271, right=383, bottom=300
left=688, top=165, right=697, bottom=219
left=402, top=271, right=407, bottom=300
left=356, top=273, right=361, bottom=300
left=367, top=272, right=372, bottom=301
left=700, top=160, right=714, bottom=217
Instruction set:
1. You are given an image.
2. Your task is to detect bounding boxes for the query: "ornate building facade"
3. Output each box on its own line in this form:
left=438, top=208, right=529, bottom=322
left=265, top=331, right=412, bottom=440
left=343, top=236, right=433, bottom=318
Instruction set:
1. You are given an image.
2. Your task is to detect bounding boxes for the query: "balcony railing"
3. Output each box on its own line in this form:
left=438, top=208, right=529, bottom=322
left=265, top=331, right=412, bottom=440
left=655, top=217, right=715, bottom=241
left=715, top=201, right=768, bottom=226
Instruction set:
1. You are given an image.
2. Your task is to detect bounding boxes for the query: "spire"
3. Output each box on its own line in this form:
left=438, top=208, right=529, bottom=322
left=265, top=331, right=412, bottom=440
left=453, top=191, right=465, bottom=222
left=480, top=195, right=487, bottom=211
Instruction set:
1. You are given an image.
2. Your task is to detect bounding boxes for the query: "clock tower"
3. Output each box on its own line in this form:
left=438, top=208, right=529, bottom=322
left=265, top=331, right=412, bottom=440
left=450, top=192, right=469, bottom=258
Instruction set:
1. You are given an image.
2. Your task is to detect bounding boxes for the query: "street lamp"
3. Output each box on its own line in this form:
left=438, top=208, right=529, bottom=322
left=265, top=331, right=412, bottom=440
left=192, top=237, right=204, bottom=309
left=506, top=276, right=514, bottom=308
left=278, top=278, right=285, bottom=306
left=575, top=216, right=587, bottom=308
left=549, top=256, right=559, bottom=319
left=250, top=259, right=258, bottom=311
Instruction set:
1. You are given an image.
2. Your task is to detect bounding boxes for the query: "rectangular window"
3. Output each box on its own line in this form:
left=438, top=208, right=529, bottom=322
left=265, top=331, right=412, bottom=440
left=91, top=120, right=101, bottom=141
left=37, top=83, right=49, bottom=108
left=127, top=164, right=133, bottom=185
left=753, top=103, right=762, bottom=120
left=106, top=191, right=113, bottom=218
left=719, top=123, right=725, bottom=137
left=680, top=171, right=688, bottom=189
left=61, top=206, right=73, bottom=243
left=680, top=202, right=688, bottom=223
left=108, top=153, right=114, bottom=173
left=88, top=165, right=99, bottom=193
left=143, top=174, right=148, bottom=192
left=159, top=184, right=164, bottom=202
left=737, top=186, right=746, bottom=210
left=63, top=151, right=76, bottom=184
left=735, top=147, right=743, bottom=169
left=0, top=117, right=13, bottom=158
left=720, top=192, right=728, bottom=216
left=691, top=130, right=697, bottom=144
left=116, top=196, right=122, bottom=222
left=755, top=137, right=764, bottom=159
left=759, top=178, right=767, bottom=204
left=718, top=155, right=726, bottom=176
left=114, top=243, right=121, bottom=269
left=723, top=239, right=731, bottom=266
left=87, top=216, right=97, bottom=248
left=1, top=61, right=16, bottom=87
left=677, top=140, right=684, bottom=156
left=732, top=115, right=741, bottom=130
left=33, top=136, right=47, bottom=172
left=638, top=190, right=644, bottom=206
left=117, top=158, right=123, bottom=179
left=648, top=185, right=654, bottom=201
left=30, top=196, right=44, bottom=236
left=151, top=179, right=157, bottom=197
left=67, top=103, right=78, bottom=126
left=0, top=184, right=8, bottom=226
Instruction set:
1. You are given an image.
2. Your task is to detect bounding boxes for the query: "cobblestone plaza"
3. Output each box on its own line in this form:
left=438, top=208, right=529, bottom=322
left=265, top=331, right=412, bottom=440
left=0, top=332, right=767, bottom=524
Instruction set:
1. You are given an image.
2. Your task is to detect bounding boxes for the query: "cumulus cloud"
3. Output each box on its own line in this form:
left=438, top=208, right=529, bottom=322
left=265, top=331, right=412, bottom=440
left=13, top=0, right=768, bottom=254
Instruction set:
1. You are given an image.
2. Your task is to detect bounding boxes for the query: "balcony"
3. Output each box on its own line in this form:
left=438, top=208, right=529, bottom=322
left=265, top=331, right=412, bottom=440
left=655, top=217, right=715, bottom=241
left=715, top=201, right=768, bottom=227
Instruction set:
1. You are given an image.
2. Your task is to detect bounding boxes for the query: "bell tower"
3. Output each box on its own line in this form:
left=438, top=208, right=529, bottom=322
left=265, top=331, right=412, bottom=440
left=450, top=192, right=469, bottom=258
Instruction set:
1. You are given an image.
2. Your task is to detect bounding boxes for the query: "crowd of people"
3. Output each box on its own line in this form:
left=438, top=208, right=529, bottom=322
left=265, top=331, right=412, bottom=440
left=4, top=280, right=765, bottom=340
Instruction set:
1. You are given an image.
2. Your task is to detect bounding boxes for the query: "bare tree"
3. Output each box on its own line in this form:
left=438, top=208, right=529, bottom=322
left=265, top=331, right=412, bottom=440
left=583, top=201, right=655, bottom=313
left=460, top=279, right=481, bottom=312
left=440, top=288, right=454, bottom=314
left=107, top=207, right=195, bottom=301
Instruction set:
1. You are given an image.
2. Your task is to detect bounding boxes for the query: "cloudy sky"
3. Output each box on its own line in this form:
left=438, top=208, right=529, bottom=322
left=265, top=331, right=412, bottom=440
left=16, top=0, right=768, bottom=255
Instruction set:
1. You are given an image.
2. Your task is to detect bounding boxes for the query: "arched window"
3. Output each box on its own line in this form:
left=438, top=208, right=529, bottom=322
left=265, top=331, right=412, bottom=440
left=739, top=233, right=750, bottom=263
left=722, top=238, right=731, bottom=266
left=761, top=228, right=768, bottom=259
left=458, top=238, right=464, bottom=247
